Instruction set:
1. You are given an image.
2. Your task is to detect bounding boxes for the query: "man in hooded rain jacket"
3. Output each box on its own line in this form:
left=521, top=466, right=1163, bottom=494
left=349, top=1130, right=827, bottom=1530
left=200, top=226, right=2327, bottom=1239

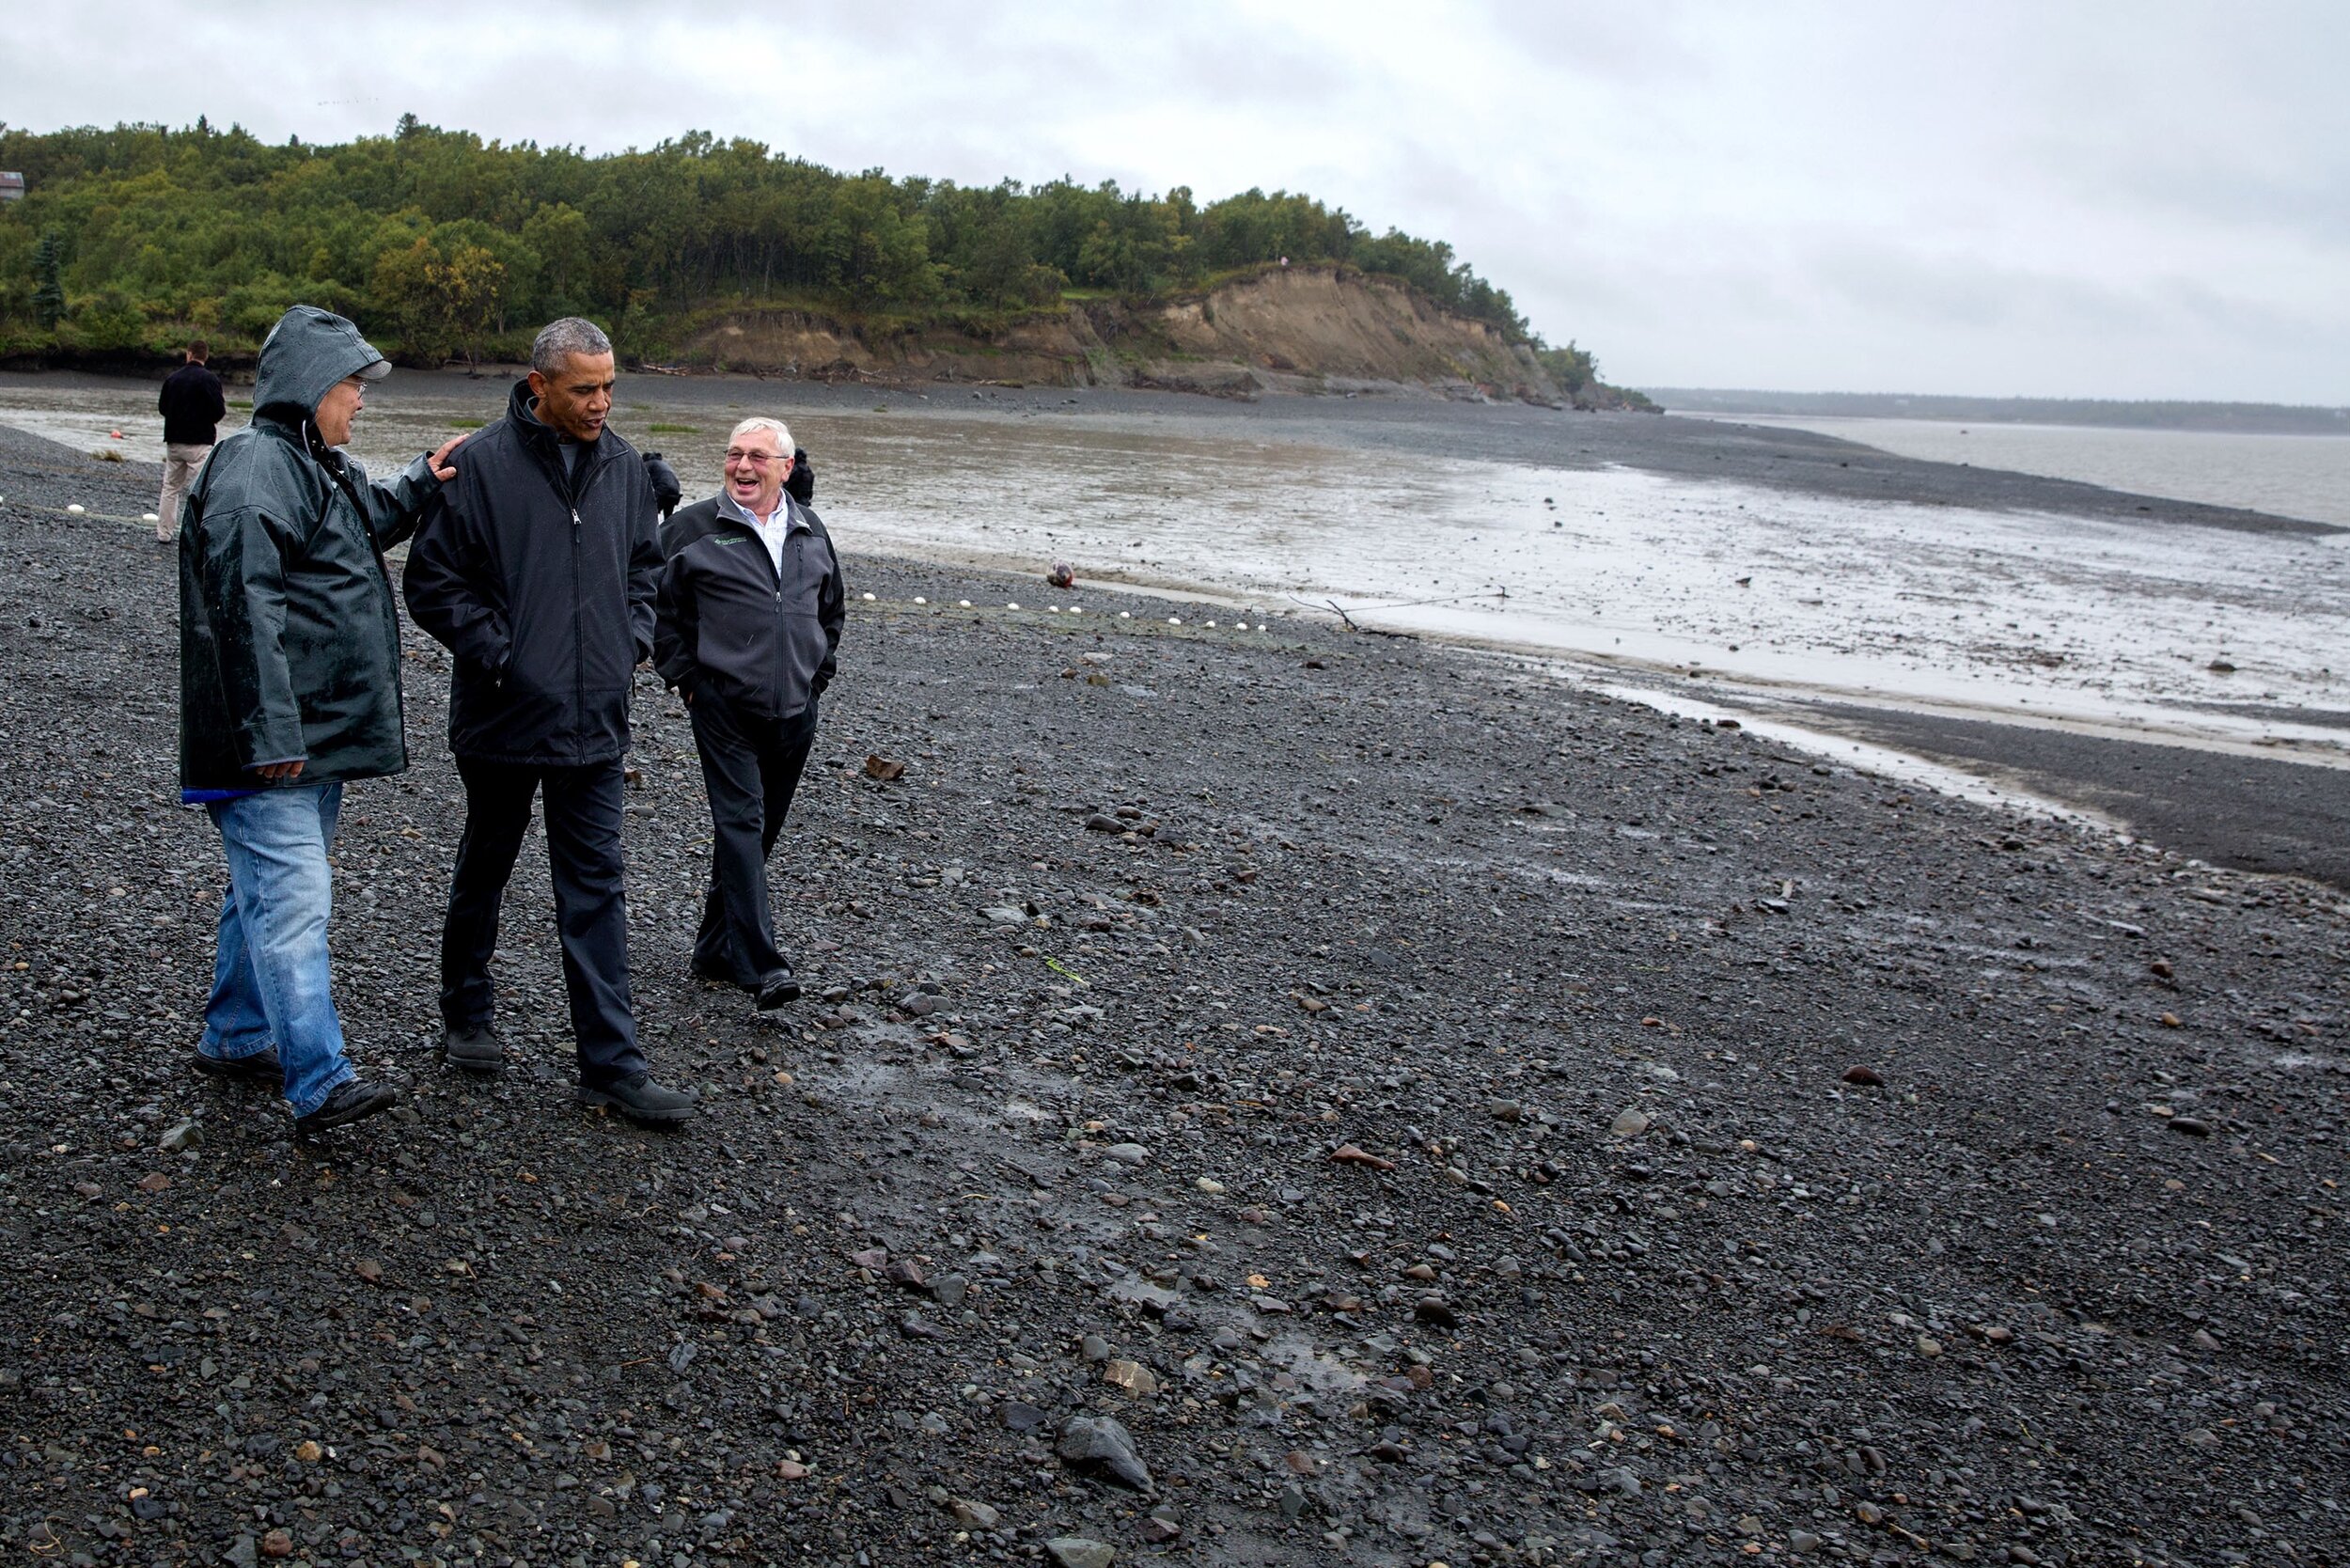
left=179, top=306, right=460, bottom=1136
left=402, top=318, right=695, bottom=1127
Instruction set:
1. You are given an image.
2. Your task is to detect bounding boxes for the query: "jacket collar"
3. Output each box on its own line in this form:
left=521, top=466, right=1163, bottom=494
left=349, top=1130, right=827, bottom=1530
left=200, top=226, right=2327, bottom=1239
left=506, top=376, right=607, bottom=472
left=716, top=489, right=806, bottom=536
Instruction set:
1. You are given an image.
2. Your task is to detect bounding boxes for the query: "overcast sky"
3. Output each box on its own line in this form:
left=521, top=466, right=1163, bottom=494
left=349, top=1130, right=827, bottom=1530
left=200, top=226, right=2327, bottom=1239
left=8, top=0, right=2345, bottom=402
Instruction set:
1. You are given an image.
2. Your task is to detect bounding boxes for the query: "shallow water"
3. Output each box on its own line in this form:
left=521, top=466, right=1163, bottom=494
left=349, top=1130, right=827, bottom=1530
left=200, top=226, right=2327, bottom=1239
left=1691, top=413, right=2350, bottom=530
left=5, top=376, right=2343, bottom=759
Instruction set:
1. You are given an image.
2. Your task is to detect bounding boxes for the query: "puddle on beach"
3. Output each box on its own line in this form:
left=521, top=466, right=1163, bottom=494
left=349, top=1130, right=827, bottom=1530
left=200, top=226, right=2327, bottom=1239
left=4, top=376, right=2343, bottom=768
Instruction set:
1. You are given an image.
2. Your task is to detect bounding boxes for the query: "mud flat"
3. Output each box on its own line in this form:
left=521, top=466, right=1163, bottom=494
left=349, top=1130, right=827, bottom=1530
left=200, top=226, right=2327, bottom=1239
left=0, top=424, right=2344, bottom=1568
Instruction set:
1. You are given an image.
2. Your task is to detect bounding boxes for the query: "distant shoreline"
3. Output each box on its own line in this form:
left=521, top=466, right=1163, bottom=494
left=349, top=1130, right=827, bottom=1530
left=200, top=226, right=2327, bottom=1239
left=1640, top=387, right=2350, bottom=436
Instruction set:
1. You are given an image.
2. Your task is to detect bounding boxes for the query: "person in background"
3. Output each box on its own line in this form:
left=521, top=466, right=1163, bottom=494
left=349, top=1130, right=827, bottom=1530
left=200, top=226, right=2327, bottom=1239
left=180, top=306, right=460, bottom=1136
left=402, top=318, right=697, bottom=1127
left=158, top=338, right=227, bottom=542
left=654, top=417, right=844, bottom=1011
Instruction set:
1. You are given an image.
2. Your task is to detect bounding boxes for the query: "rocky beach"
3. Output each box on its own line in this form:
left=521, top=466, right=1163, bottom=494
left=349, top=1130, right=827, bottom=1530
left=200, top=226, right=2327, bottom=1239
left=0, top=418, right=2343, bottom=1568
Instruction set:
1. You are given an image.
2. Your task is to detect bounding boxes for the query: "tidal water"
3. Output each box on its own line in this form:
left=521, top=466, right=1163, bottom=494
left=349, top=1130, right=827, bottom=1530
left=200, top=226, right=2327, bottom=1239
left=4, top=374, right=2343, bottom=763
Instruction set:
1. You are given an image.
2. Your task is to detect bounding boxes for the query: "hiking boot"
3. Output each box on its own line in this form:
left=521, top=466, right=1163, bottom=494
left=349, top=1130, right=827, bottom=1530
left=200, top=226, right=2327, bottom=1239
left=438, top=1022, right=506, bottom=1075
left=193, top=1044, right=281, bottom=1086
left=293, top=1079, right=400, bottom=1137
left=756, top=966, right=802, bottom=1011
left=577, top=1072, right=698, bottom=1127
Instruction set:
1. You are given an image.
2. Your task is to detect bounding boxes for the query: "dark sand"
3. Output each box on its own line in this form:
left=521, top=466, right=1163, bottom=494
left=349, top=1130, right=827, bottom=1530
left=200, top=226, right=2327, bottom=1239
left=1791, top=703, right=2350, bottom=890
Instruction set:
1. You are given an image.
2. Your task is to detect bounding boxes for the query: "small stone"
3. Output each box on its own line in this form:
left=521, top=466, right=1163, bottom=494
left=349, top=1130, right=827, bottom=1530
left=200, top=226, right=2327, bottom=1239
left=2169, top=1116, right=2211, bottom=1137
left=260, top=1529, right=294, bottom=1559
left=848, top=1247, right=888, bottom=1270
left=930, top=1273, right=969, bottom=1309
left=353, top=1259, right=384, bottom=1284
left=1414, top=1295, right=1460, bottom=1327
left=1610, top=1108, right=1651, bottom=1138
left=1103, top=1142, right=1149, bottom=1166
left=1488, top=1099, right=1523, bottom=1122
left=1045, top=1538, right=1115, bottom=1568
left=948, top=1497, right=1000, bottom=1529
left=159, top=1120, right=202, bottom=1152
left=136, top=1172, right=171, bottom=1194
left=2183, top=1426, right=2219, bottom=1448
left=1140, top=1515, right=1182, bottom=1543
left=1194, top=1177, right=1226, bottom=1194
left=1104, top=1358, right=1158, bottom=1396
left=982, top=906, right=1028, bottom=925
left=1917, top=1335, right=1943, bottom=1357
left=1841, top=1065, right=1886, bottom=1087
left=776, top=1459, right=809, bottom=1480
left=293, top=1439, right=321, bottom=1463
left=1283, top=1450, right=1319, bottom=1474
left=885, top=1257, right=928, bottom=1290
left=1855, top=1501, right=1885, bottom=1525
left=1790, top=1529, right=1821, bottom=1553
left=1080, top=1333, right=1112, bottom=1361
left=999, top=1401, right=1047, bottom=1432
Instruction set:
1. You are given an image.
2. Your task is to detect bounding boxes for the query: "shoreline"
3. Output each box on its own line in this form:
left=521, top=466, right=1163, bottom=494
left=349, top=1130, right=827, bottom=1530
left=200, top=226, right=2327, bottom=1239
left=8, top=416, right=2346, bottom=889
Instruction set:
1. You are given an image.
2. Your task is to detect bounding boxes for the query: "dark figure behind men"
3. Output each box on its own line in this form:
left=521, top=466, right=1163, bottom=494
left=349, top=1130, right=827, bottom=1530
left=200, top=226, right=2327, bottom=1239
left=653, top=416, right=844, bottom=1009
left=158, top=339, right=227, bottom=542
left=402, top=317, right=697, bottom=1126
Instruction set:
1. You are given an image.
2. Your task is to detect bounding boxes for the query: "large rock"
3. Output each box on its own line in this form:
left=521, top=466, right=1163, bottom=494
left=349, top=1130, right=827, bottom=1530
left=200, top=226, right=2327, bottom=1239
left=1058, top=1414, right=1152, bottom=1491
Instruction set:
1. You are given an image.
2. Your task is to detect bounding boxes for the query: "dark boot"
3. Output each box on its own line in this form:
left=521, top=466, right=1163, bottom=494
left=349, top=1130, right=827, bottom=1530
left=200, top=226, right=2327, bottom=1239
left=192, top=1044, right=282, bottom=1086
left=576, top=1073, right=698, bottom=1127
left=438, top=1022, right=506, bottom=1075
left=293, top=1079, right=400, bottom=1137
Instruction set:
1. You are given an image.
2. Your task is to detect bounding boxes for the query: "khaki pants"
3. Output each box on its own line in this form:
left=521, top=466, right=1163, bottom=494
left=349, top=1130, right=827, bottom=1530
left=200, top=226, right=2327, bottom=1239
left=159, top=442, right=212, bottom=540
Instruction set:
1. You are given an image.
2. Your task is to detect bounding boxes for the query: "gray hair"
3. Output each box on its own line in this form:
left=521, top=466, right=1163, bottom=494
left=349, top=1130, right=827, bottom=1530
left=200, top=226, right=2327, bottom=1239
left=728, top=416, right=794, bottom=455
left=531, top=317, right=613, bottom=373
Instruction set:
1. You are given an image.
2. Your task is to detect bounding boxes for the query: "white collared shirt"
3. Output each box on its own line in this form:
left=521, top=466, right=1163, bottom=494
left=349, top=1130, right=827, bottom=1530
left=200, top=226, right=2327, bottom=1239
left=719, top=491, right=805, bottom=576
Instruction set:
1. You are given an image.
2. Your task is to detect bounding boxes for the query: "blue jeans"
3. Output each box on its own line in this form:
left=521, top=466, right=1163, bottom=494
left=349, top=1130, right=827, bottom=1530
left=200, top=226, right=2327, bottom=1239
left=199, top=784, right=354, bottom=1117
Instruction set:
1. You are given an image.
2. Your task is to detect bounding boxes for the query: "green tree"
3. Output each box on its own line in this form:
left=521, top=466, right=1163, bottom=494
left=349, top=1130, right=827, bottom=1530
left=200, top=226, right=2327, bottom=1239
left=31, top=229, right=66, bottom=329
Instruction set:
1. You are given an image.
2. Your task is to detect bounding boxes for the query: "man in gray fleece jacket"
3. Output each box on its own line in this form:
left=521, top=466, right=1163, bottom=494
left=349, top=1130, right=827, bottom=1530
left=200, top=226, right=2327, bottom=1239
left=653, top=416, right=846, bottom=1011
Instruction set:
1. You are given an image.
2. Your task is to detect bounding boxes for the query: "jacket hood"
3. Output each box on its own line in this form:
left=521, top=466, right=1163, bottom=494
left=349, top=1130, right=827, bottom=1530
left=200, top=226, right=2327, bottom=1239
left=253, top=306, right=389, bottom=421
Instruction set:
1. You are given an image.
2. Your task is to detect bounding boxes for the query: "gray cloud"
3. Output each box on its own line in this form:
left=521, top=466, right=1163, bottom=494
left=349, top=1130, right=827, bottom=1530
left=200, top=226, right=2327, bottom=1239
left=4, top=0, right=2344, bottom=401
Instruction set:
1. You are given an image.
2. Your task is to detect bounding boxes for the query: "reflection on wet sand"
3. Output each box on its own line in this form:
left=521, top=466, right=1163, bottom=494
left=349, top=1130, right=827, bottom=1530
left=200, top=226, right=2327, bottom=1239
left=2, top=372, right=2342, bottom=762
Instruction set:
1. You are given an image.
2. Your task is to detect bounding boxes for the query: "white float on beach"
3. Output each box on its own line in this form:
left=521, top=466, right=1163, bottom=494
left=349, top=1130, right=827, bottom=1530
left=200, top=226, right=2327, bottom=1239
left=959, top=599, right=972, bottom=607
left=142, top=512, right=160, bottom=523
left=1167, top=617, right=1182, bottom=625
left=861, top=591, right=876, bottom=601
left=913, top=596, right=926, bottom=604
left=1007, top=602, right=1020, bottom=610
left=67, top=504, right=85, bottom=515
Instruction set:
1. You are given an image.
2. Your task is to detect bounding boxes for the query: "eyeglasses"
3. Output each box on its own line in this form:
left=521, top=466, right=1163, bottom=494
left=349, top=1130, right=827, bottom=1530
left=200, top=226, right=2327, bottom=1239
left=725, top=448, right=786, bottom=465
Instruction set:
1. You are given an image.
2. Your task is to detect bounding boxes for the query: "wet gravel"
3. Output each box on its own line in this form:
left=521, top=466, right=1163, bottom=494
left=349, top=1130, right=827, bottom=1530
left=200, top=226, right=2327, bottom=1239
left=1, top=423, right=2345, bottom=1568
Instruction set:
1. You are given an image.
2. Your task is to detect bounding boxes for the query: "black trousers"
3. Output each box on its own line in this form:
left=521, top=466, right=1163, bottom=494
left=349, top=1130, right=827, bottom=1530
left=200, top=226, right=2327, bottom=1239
left=441, top=756, right=647, bottom=1086
left=689, top=690, right=820, bottom=986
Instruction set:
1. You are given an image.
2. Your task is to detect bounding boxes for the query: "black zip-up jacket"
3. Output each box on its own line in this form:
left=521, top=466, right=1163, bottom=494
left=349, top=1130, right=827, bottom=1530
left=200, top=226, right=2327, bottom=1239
left=159, top=360, right=227, bottom=446
left=402, top=379, right=661, bottom=764
left=654, top=493, right=844, bottom=722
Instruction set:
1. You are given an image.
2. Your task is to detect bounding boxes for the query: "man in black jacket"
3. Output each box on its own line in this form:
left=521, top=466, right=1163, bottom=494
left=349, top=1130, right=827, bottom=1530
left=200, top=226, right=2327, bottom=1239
left=403, top=318, right=695, bottom=1126
left=655, top=417, right=845, bottom=1009
left=158, top=338, right=227, bottom=542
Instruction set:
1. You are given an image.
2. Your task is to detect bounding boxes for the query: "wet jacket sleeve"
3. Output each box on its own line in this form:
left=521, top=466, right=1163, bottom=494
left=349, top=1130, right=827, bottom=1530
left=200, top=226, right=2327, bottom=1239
left=814, top=540, right=845, bottom=696
left=199, top=503, right=307, bottom=768
left=628, top=506, right=662, bottom=666
left=401, top=487, right=510, bottom=676
left=343, top=452, right=444, bottom=552
left=652, top=551, right=698, bottom=691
